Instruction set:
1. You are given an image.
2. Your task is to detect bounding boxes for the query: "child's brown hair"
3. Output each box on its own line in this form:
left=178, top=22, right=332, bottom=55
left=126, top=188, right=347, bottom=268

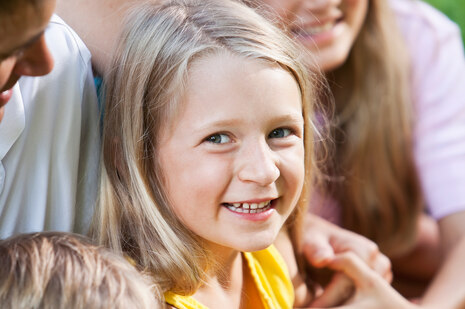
left=0, top=232, right=160, bottom=309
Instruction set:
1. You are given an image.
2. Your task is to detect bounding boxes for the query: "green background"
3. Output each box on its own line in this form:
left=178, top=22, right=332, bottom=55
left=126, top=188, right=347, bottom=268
left=423, top=0, right=465, bottom=45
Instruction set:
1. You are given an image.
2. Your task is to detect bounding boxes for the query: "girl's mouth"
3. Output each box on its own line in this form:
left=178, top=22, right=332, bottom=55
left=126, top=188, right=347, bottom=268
left=291, top=17, right=344, bottom=38
left=293, top=21, right=335, bottom=37
left=222, top=200, right=274, bottom=214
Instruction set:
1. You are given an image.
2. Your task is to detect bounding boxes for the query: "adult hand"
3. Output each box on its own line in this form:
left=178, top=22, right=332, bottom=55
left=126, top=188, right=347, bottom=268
left=313, top=252, right=419, bottom=309
left=302, top=214, right=392, bottom=307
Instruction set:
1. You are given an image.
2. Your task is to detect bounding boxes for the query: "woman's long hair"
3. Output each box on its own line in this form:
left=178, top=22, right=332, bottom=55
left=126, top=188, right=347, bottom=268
left=92, top=0, right=324, bottom=295
left=326, top=0, right=423, bottom=255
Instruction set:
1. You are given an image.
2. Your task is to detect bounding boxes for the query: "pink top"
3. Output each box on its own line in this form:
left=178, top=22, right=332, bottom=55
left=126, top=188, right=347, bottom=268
left=310, top=0, right=465, bottom=223
left=394, top=0, right=465, bottom=220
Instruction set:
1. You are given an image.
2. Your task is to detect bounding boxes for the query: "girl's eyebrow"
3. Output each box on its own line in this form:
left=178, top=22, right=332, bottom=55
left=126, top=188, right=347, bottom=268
left=270, top=114, right=304, bottom=124
left=196, top=114, right=304, bottom=131
left=0, top=31, right=45, bottom=59
left=196, top=118, right=244, bottom=131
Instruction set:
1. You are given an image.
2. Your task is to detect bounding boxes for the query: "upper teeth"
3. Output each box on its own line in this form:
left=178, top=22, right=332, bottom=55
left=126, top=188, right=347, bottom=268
left=226, top=200, right=272, bottom=214
left=231, top=201, right=270, bottom=209
left=294, top=21, right=335, bottom=36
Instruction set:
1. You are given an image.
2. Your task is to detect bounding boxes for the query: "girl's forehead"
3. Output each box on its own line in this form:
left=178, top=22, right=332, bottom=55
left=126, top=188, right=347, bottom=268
left=157, top=51, right=305, bottom=140
left=186, top=55, right=300, bottom=112
left=187, top=52, right=295, bottom=87
left=188, top=54, right=301, bottom=105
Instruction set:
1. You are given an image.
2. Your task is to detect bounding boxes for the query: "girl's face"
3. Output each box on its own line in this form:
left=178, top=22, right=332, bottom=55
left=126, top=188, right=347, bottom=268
left=259, top=0, right=368, bottom=72
left=158, top=53, right=305, bottom=254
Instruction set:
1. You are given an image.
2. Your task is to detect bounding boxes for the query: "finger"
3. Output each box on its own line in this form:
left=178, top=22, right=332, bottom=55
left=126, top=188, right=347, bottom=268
left=331, top=235, right=392, bottom=282
left=311, top=272, right=354, bottom=307
left=303, top=234, right=335, bottom=267
left=330, top=232, right=379, bottom=264
left=370, top=252, right=392, bottom=283
left=327, top=252, right=377, bottom=289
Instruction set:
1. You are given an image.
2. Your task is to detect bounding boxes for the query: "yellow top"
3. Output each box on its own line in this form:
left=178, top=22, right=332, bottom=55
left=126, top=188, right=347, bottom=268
left=164, top=245, right=294, bottom=309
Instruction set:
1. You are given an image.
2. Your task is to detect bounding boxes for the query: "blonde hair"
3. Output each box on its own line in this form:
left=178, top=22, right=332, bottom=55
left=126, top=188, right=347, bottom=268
left=0, top=232, right=159, bottom=309
left=323, top=0, right=422, bottom=255
left=93, top=0, right=322, bottom=295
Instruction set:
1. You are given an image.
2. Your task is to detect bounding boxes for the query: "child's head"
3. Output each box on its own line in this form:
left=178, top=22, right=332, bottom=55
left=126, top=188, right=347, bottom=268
left=0, top=232, right=159, bottom=309
left=96, top=0, right=321, bottom=295
left=0, top=0, right=55, bottom=122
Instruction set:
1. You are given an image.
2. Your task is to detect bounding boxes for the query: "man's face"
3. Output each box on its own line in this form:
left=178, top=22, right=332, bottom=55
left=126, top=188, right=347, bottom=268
left=0, top=0, right=56, bottom=122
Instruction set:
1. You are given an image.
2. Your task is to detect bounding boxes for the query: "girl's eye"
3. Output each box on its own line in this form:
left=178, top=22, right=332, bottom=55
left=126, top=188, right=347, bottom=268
left=205, top=133, right=231, bottom=144
left=268, top=128, right=292, bottom=138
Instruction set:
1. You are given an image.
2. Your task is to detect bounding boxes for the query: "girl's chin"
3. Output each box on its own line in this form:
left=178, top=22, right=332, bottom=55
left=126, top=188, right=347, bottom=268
left=297, top=28, right=353, bottom=71
left=309, top=45, right=352, bottom=72
left=240, top=242, right=273, bottom=253
left=234, top=232, right=279, bottom=252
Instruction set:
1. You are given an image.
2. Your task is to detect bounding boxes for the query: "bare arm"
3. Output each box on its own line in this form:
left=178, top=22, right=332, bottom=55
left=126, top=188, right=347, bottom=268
left=421, top=210, right=465, bottom=309
left=302, top=214, right=391, bottom=277
left=391, top=213, right=441, bottom=298
left=301, top=213, right=392, bottom=307
left=323, top=252, right=419, bottom=309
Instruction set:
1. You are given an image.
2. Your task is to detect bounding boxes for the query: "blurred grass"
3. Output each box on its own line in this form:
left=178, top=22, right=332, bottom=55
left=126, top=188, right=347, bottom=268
left=422, top=0, right=465, bottom=45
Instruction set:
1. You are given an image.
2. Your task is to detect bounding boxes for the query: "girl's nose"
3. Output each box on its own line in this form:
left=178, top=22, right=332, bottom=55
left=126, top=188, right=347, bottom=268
left=13, top=34, right=54, bottom=77
left=237, top=141, right=280, bottom=186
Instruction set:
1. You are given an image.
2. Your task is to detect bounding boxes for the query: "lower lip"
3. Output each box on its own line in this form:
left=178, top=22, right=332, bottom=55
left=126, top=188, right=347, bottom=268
left=295, top=21, right=345, bottom=47
left=225, top=201, right=276, bottom=222
left=0, top=89, right=13, bottom=108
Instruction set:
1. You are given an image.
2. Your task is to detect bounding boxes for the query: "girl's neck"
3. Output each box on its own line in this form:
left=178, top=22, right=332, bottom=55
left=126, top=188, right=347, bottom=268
left=193, top=246, right=244, bottom=308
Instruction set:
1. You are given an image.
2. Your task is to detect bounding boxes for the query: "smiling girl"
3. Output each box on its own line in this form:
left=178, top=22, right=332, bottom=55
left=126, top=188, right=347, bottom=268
left=91, top=0, right=424, bottom=308
left=93, top=0, right=318, bottom=306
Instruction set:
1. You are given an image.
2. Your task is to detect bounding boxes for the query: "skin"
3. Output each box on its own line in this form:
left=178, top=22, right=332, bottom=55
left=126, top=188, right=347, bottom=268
left=421, top=211, right=465, bottom=308
left=259, top=0, right=368, bottom=71
left=158, top=53, right=310, bottom=308
left=0, top=0, right=56, bottom=122
left=56, top=0, right=142, bottom=75
left=303, top=214, right=393, bottom=306
left=321, top=252, right=418, bottom=309
left=391, top=214, right=441, bottom=298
